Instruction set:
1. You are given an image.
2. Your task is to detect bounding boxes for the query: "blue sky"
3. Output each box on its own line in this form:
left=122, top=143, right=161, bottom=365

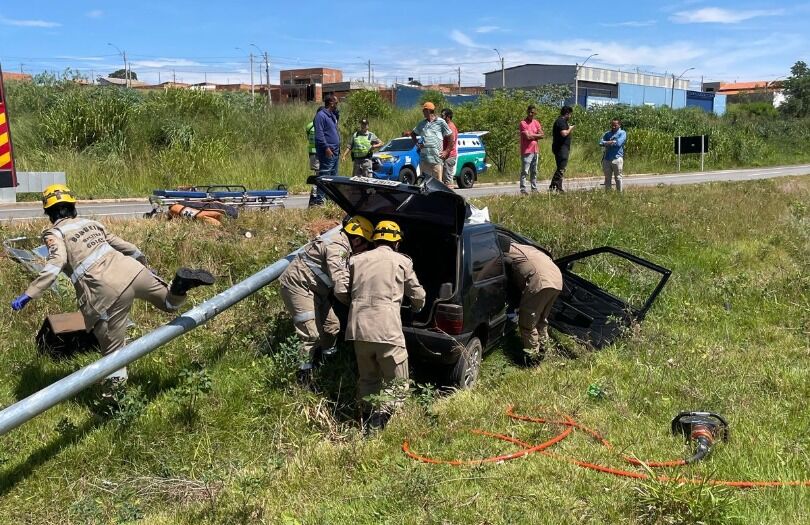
left=0, top=1, right=807, bottom=87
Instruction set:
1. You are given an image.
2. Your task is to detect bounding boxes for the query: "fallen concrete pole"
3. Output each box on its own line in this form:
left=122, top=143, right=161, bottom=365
left=0, top=226, right=341, bottom=437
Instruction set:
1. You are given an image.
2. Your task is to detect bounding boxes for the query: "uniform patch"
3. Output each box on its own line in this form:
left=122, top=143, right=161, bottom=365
left=44, top=235, right=59, bottom=256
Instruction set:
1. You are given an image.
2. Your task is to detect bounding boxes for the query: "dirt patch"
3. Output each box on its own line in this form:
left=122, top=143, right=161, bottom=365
left=304, top=218, right=340, bottom=238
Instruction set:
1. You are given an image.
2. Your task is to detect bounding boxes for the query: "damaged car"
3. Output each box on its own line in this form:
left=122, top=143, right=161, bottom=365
left=310, top=175, right=671, bottom=389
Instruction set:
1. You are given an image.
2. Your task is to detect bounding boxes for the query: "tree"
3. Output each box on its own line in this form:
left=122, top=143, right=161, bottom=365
left=780, top=61, right=810, bottom=118
left=109, top=68, right=137, bottom=81
left=419, top=90, right=447, bottom=110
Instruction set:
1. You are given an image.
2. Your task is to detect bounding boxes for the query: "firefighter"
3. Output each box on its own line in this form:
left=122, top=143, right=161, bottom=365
left=334, top=220, right=425, bottom=431
left=342, top=118, right=382, bottom=177
left=10, top=184, right=215, bottom=389
left=279, top=215, right=374, bottom=383
left=499, top=236, right=562, bottom=361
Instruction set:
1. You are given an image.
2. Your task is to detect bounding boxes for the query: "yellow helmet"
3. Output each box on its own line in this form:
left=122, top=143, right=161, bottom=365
left=372, top=220, right=402, bottom=243
left=42, top=184, right=77, bottom=209
left=343, top=215, right=374, bottom=241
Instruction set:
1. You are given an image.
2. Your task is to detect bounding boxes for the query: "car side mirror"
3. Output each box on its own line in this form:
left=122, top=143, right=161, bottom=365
left=438, top=282, right=453, bottom=300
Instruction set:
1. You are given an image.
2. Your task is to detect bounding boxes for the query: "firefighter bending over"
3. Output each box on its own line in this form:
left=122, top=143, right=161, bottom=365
left=279, top=215, right=374, bottom=384
left=10, top=184, right=216, bottom=390
left=500, top=236, right=562, bottom=362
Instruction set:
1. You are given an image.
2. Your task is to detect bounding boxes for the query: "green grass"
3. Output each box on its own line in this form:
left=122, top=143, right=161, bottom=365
left=0, top=178, right=808, bottom=524
left=6, top=80, right=810, bottom=198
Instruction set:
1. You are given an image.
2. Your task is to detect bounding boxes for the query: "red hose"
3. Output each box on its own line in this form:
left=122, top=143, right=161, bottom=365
left=402, top=406, right=810, bottom=488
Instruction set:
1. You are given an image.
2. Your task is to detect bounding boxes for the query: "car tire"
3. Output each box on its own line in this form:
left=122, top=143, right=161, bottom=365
left=447, top=337, right=483, bottom=390
left=457, top=166, right=475, bottom=189
left=399, top=166, right=417, bottom=185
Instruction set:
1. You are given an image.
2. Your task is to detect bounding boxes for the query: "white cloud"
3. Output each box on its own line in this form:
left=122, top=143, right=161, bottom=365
left=57, top=55, right=105, bottom=62
left=130, top=58, right=203, bottom=68
left=475, top=25, right=501, bottom=33
left=0, top=15, right=60, bottom=28
left=450, top=29, right=480, bottom=48
left=525, top=38, right=707, bottom=68
left=671, top=7, right=783, bottom=24
left=601, top=20, right=657, bottom=28
left=86, top=10, right=103, bottom=18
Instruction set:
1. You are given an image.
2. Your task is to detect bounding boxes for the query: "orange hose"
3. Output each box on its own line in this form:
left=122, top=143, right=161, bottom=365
left=402, top=406, right=810, bottom=488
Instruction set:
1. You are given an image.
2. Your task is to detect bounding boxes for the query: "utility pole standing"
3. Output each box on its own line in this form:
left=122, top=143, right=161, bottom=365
left=367, top=59, right=371, bottom=84
left=264, top=52, right=271, bottom=106
left=457, top=67, right=461, bottom=94
left=249, top=53, right=255, bottom=103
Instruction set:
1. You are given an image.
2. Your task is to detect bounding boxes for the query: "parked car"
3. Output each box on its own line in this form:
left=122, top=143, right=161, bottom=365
left=310, top=175, right=672, bottom=389
left=371, top=132, right=489, bottom=189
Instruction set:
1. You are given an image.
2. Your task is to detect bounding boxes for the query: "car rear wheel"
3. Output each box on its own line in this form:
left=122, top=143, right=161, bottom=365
left=457, top=166, right=475, bottom=189
left=447, top=337, right=482, bottom=390
left=399, top=167, right=417, bottom=185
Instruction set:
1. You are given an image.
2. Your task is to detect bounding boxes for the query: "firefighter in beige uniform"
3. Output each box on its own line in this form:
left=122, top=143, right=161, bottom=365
left=279, top=215, right=374, bottom=380
left=500, top=237, right=563, bottom=357
left=11, top=185, right=215, bottom=384
left=334, top=220, right=425, bottom=428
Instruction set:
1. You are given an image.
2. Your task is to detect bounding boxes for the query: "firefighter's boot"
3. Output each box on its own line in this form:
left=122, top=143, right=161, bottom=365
left=169, top=268, right=216, bottom=296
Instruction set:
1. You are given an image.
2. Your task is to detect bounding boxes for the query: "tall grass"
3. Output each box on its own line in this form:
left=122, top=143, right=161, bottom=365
left=6, top=79, right=810, bottom=197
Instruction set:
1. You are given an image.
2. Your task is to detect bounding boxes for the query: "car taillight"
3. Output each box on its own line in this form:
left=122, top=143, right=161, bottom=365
left=435, top=304, right=464, bottom=335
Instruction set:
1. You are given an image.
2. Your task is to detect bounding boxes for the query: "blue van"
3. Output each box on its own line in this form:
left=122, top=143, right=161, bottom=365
left=371, top=132, right=489, bottom=188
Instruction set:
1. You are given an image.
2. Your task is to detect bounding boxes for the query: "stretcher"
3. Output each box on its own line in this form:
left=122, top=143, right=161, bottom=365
left=146, top=184, right=288, bottom=218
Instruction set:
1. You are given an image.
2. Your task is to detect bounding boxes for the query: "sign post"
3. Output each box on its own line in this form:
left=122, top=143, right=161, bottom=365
left=674, top=135, right=710, bottom=172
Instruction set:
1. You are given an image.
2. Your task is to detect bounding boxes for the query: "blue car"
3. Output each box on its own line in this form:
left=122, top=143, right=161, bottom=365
left=371, top=132, right=489, bottom=188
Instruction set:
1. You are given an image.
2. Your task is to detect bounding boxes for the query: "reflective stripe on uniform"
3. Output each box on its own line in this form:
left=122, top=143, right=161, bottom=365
left=131, top=250, right=143, bottom=260
left=297, top=234, right=339, bottom=288
left=293, top=310, right=316, bottom=324
left=54, top=219, right=93, bottom=236
left=70, top=243, right=113, bottom=283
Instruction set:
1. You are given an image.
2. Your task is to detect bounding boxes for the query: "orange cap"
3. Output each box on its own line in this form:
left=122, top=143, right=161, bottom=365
left=422, top=102, right=435, bottom=110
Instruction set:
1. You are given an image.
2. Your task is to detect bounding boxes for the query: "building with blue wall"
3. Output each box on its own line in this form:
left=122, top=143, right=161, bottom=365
left=484, top=64, right=726, bottom=115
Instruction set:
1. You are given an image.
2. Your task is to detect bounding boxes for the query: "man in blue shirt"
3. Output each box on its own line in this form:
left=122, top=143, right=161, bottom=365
left=311, top=94, right=341, bottom=206
left=599, top=118, right=627, bottom=192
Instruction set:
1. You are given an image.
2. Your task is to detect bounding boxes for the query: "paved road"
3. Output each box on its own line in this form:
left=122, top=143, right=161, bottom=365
left=1, top=164, right=808, bottom=222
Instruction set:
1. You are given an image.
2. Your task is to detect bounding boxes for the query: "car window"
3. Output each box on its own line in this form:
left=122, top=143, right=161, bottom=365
left=380, top=138, right=414, bottom=153
left=470, top=232, right=503, bottom=282
left=564, top=252, right=664, bottom=311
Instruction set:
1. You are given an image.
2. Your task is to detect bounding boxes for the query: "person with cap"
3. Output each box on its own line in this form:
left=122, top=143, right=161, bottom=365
left=411, top=102, right=453, bottom=184
left=499, top=236, right=562, bottom=362
left=342, top=118, right=382, bottom=177
left=440, top=108, right=459, bottom=186
left=334, top=220, right=425, bottom=431
left=279, top=215, right=374, bottom=384
left=10, top=184, right=216, bottom=392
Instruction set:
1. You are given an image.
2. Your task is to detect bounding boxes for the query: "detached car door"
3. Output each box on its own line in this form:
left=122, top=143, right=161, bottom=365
left=549, top=247, right=671, bottom=348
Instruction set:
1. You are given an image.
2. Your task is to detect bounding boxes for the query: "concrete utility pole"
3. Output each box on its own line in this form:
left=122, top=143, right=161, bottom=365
left=264, top=52, right=271, bottom=106
left=107, top=42, right=129, bottom=87
left=458, top=67, right=461, bottom=94
left=367, top=59, right=372, bottom=84
left=493, top=48, right=505, bottom=88
left=574, top=53, right=598, bottom=107
left=671, top=67, right=695, bottom=108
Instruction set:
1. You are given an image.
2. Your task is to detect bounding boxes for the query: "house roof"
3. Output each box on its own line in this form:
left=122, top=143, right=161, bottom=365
left=716, top=81, right=783, bottom=94
left=3, top=72, right=33, bottom=82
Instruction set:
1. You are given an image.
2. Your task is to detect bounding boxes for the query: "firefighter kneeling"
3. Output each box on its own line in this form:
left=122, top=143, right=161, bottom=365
left=10, top=184, right=216, bottom=395
left=335, top=220, right=425, bottom=432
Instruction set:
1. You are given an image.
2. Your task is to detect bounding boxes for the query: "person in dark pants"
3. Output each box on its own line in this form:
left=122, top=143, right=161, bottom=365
left=311, top=94, right=340, bottom=206
left=550, top=106, right=575, bottom=192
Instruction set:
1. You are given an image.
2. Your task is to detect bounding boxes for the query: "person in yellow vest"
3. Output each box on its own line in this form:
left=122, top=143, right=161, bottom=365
left=279, top=215, right=374, bottom=384
left=10, top=184, right=215, bottom=389
left=500, top=236, right=562, bottom=361
left=342, top=118, right=382, bottom=177
left=306, top=120, right=325, bottom=207
left=334, top=220, right=425, bottom=431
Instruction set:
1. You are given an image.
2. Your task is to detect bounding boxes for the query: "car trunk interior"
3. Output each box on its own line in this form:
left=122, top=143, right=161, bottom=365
left=397, top=220, right=459, bottom=327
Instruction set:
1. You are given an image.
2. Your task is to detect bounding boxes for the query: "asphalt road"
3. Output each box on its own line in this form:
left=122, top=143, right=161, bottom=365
left=1, top=164, right=808, bottom=222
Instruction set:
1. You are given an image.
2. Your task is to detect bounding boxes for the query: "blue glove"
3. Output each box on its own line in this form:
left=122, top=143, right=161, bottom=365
left=11, top=294, right=31, bottom=311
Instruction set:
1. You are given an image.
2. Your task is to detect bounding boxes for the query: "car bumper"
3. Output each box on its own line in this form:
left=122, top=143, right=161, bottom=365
left=403, top=326, right=472, bottom=364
